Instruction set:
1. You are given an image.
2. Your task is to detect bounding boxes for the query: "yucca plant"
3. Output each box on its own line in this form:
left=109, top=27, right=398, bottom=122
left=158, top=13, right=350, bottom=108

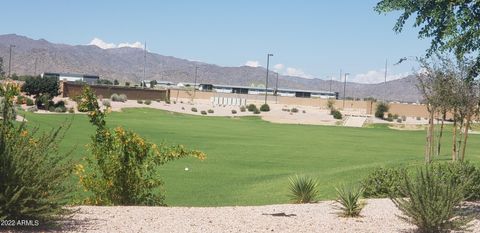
left=335, top=185, right=365, bottom=217
left=288, top=175, right=318, bottom=204
left=391, top=164, right=470, bottom=233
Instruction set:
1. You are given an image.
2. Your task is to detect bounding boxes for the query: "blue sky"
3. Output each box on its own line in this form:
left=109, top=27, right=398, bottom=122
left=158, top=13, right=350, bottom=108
left=0, top=0, right=429, bottom=83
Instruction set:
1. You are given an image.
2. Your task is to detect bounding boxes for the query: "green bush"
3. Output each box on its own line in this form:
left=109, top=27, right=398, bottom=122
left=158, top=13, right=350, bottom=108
left=201, top=110, right=207, bottom=115
left=232, top=109, right=237, bottom=114
left=396, top=118, right=402, bottom=123
left=26, top=97, right=34, bottom=106
left=392, top=114, right=399, bottom=120
left=207, top=109, right=214, bottom=114
left=77, top=86, right=98, bottom=112
left=332, top=110, right=342, bottom=119
left=27, top=106, right=38, bottom=112
left=110, top=93, right=127, bottom=102
left=102, top=99, right=111, bottom=107
left=247, top=104, right=257, bottom=112
left=335, top=185, right=364, bottom=217
left=240, top=106, right=246, bottom=112
left=375, top=102, right=389, bottom=118
left=0, top=83, right=73, bottom=226
left=253, top=109, right=260, bottom=114
left=137, top=100, right=144, bottom=104
left=431, top=161, right=480, bottom=201
left=54, top=106, right=66, bottom=113
left=191, top=107, right=197, bottom=112
left=144, top=100, right=151, bottom=105
left=401, top=115, right=407, bottom=121
left=68, top=107, right=74, bottom=113
left=288, top=175, right=318, bottom=204
left=15, top=95, right=26, bottom=104
left=291, top=108, right=299, bottom=113
left=392, top=164, right=470, bottom=233
left=260, top=104, right=270, bottom=112
left=362, top=167, right=406, bottom=198
left=76, top=87, right=206, bottom=206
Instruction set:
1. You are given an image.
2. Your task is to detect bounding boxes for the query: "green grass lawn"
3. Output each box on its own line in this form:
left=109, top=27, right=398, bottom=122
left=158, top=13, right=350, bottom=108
left=22, top=108, right=480, bottom=206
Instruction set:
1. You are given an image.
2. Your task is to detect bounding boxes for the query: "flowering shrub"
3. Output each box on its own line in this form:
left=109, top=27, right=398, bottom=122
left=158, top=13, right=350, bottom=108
left=76, top=86, right=205, bottom=205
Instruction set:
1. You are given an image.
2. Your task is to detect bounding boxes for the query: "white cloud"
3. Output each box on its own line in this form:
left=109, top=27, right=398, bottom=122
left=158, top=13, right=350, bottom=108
left=285, top=67, right=313, bottom=79
left=273, top=63, right=284, bottom=71
left=245, top=60, right=261, bottom=67
left=88, top=38, right=144, bottom=49
left=350, top=69, right=410, bottom=84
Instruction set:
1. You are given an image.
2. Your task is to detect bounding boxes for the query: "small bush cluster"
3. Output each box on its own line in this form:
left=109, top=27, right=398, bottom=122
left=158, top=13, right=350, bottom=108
left=291, top=108, right=299, bottom=113
left=253, top=109, right=260, bottom=114
left=240, top=106, right=246, bottom=112
left=110, top=93, right=127, bottom=102
left=332, top=110, right=342, bottom=119
left=191, top=107, right=198, bottom=112
left=207, top=109, right=214, bottom=114
left=137, top=99, right=144, bottom=104
left=362, top=167, right=406, bottom=198
left=144, top=100, right=152, bottom=105
left=247, top=104, right=257, bottom=112
left=260, top=104, right=270, bottom=112
left=102, top=99, right=111, bottom=107
left=232, top=109, right=237, bottom=114
left=375, top=102, right=389, bottom=119
left=201, top=110, right=207, bottom=115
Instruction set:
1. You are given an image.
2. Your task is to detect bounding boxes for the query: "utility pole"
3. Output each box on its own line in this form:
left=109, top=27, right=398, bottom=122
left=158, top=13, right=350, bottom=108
left=329, top=75, right=333, bottom=92
left=34, top=57, right=38, bottom=76
left=193, top=65, right=198, bottom=100
left=143, top=41, right=147, bottom=83
left=275, top=72, right=279, bottom=104
left=265, top=53, right=273, bottom=104
left=384, top=59, right=387, bottom=102
left=339, top=69, right=342, bottom=94
left=343, top=72, right=350, bottom=109
left=8, top=45, right=15, bottom=78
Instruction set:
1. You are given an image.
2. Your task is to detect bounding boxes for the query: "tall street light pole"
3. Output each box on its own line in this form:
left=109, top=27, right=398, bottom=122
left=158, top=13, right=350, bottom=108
left=384, top=59, right=388, bottom=102
left=329, top=76, right=333, bottom=92
left=343, top=72, right=350, bottom=109
left=8, top=45, right=15, bottom=78
left=193, top=65, right=198, bottom=100
left=265, top=53, right=273, bottom=104
left=275, top=72, right=279, bottom=104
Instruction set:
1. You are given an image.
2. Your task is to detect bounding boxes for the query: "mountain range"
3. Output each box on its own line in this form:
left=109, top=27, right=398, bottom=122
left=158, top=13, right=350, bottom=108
left=0, top=34, right=422, bottom=102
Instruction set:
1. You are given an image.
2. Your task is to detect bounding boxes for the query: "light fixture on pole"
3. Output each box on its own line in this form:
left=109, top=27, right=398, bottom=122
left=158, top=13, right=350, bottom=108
left=8, top=45, right=15, bottom=78
left=265, top=53, right=273, bottom=104
left=343, top=72, right=350, bottom=109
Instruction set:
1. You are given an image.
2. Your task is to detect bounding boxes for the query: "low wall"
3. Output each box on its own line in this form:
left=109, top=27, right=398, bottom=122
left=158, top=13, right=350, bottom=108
left=61, top=82, right=170, bottom=101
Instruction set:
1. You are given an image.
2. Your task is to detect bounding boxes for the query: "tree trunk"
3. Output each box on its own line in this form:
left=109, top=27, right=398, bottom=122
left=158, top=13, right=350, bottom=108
left=425, top=110, right=435, bottom=163
left=461, top=113, right=472, bottom=161
left=452, top=118, right=457, bottom=161
left=437, top=111, right=446, bottom=156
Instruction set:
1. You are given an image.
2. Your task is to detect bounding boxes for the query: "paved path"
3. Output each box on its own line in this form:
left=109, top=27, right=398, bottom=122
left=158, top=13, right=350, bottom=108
left=343, top=116, right=366, bottom=127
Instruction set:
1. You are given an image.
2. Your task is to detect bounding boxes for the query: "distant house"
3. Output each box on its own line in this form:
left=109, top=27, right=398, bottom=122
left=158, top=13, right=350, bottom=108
left=41, top=72, right=100, bottom=84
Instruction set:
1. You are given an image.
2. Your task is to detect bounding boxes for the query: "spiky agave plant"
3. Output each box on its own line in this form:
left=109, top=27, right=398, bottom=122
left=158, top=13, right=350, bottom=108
left=335, top=185, right=365, bottom=217
left=288, top=175, right=319, bottom=204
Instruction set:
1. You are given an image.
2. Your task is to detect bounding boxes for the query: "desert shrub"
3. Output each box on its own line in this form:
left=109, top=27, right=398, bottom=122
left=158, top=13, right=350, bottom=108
left=401, top=115, right=407, bottom=121
left=165, top=100, right=171, bottom=104
left=191, top=107, right=197, bottom=112
left=240, top=106, right=246, bottom=112
left=232, top=109, right=237, bottom=114
left=396, top=118, right=402, bottom=123
left=102, top=99, right=111, bottom=107
left=302, top=110, right=306, bottom=113
left=173, top=101, right=176, bottom=104
left=68, top=107, right=74, bottom=113
left=362, top=167, right=406, bottom=198
left=155, top=99, right=161, bottom=102
left=375, top=102, right=389, bottom=118
left=253, top=109, right=260, bottom=114
left=48, top=106, right=56, bottom=112
left=0, top=82, right=73, bottom=226
left=15, top=95, right=26, bottom=104
left=27, top=106, right=38, bottom=112
left=247, top=104, right=257, bottom=112
left=207, top=109, right=214, bottom=114
left=54, top=106, right=66, bottom=113
left=26, top=97, right=34, bottom=106
left=288, top=175, right=318, bottom=204
left=181, top=107, right=185, bottom=110
left=260, top=104, right=270, bottom=112
left=111, top=93, right=127, bottom=102
left=392, top=114, right=399, bottom=119
left=392, top=164, right=471, bottom=233
left=332, top=110, right=342, bottom=119
left=335, top=185, right=364, bottom=217
left=291, top=108, right=299, bottom=113
left=137, top=100, right=144, bottom=104
left=144, top=100, right=151, bottom=105
left=431, top=161, right=480, bottom=201
left=76, top=87, right=206, bottom=206
left=201, top=110, right=207, bottom=115
left=416, top=116, right=421, bottom=121
left=326, top=99, right=335, bottom=110
left=110, top=93, right=119, bottom=101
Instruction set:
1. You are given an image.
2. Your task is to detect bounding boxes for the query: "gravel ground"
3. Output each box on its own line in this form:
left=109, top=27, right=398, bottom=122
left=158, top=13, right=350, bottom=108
left=30, top=199, right=478, bottom=233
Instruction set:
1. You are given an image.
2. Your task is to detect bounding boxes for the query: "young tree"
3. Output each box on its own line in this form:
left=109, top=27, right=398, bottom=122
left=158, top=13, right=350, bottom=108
left=21, top=76, right=60, bottom=107
left=0, top=57, right=5, bottom=78
left=375, top=0, right=480, bottom=78
left=113, top=79, right=119, bottom=85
